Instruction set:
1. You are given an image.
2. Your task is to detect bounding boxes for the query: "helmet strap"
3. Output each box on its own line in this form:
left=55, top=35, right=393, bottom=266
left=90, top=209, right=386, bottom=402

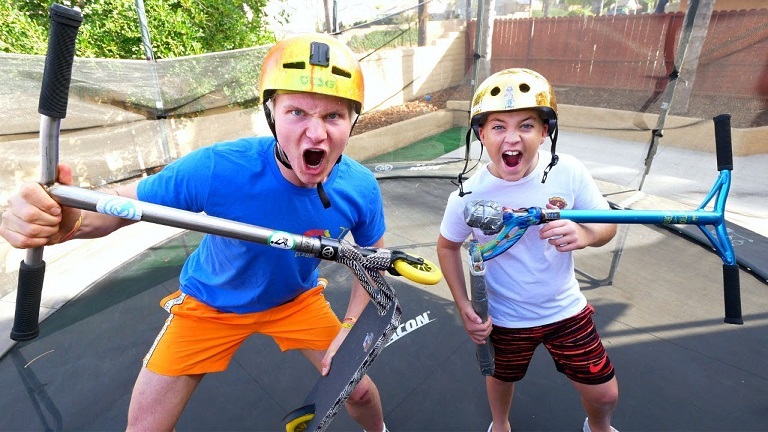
left=274, top=141, right=292, bottom=169
left=317, top=182, right=331, bottom=209
left=453, top=128, right=483, bottom=197
left=541, top=126, right=559, bottom=183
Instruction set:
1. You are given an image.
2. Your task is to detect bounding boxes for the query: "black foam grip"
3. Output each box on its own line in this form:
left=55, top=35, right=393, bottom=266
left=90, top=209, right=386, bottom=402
left=713, top=114, right=733, bottom=171
left=722, top=264, right=743, bottom=325
left=37, top=4, right=83, bottom=118
left=10, top=260, right=47, bottom=341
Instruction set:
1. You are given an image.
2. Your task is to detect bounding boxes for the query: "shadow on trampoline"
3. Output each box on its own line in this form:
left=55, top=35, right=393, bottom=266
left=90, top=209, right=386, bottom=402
left=1, top=177, right=766, bottom=431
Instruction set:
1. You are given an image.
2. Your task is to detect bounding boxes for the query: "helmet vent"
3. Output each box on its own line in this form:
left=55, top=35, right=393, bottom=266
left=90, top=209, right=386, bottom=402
left=490, top=87, right=501, bottom=96
left=519, top=83, right=531, bottom=92
left=332, top=66, right=352, bottom=79
left=283, top=61, right=306, bottom=70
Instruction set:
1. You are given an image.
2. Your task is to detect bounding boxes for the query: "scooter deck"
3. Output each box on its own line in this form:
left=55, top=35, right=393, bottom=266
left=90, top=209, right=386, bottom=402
left=283, top=299, right=401, bottom=432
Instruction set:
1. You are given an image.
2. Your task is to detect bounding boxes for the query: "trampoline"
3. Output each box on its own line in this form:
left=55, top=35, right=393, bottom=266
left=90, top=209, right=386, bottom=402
left=1, top=175, right=767, bottom=431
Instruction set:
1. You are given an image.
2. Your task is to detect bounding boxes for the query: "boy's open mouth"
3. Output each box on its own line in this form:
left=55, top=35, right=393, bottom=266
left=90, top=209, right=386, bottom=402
left=502, top=150, right=522, bottom=168
left=304, top=149, right=326, bottom=168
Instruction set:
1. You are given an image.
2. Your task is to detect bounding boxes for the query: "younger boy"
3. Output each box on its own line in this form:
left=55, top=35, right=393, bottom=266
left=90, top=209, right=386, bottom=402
left=436, top=68, right=619, bottom=432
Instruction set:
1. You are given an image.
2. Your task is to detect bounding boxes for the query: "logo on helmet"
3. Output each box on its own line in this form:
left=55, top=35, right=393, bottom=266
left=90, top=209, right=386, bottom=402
left=503, top=85, right=516, bottom=109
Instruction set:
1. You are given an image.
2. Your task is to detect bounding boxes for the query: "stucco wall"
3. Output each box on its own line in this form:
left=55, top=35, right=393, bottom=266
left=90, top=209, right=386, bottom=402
left=358, top=29, right=467, bottom=112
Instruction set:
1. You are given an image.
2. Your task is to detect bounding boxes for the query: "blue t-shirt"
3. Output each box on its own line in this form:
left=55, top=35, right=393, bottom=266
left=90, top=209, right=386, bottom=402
left=137, top=136, right=386, bottom=313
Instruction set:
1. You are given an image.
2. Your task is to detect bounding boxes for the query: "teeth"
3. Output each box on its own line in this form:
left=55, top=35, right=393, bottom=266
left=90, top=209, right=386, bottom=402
left=503, top=150, right=521, bottom=156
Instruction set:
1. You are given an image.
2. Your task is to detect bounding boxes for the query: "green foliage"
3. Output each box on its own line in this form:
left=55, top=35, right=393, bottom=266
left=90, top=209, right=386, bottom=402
left=377, top=11, right=415, bottom=26
left=1, top=0, right=277, bottom=114
left=346, top=27, right=419, bottom=53
left=0, top=1, right=47, bottom=54
left=139, top=0, right=276, bottom=58
left=2, top=0, right=276, bottom=59
left=533, top=8, right=571, bottom=18
left=566, top=9, right=593, bottom=16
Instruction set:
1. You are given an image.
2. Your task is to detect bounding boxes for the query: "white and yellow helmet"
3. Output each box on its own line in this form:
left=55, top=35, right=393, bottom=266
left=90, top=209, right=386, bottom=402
left=469, top=68, right=560, bottom=183
left=470, top=68, right=557, bottom=139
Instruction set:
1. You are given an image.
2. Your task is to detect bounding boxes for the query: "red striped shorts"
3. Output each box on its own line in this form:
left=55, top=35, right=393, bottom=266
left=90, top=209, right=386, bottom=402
left=490, top=304, right=615, bottom=385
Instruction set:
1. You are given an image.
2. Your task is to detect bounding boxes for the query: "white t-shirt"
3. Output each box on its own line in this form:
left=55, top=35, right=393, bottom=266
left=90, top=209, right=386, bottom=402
left=439, top=150, right=610, bottom=328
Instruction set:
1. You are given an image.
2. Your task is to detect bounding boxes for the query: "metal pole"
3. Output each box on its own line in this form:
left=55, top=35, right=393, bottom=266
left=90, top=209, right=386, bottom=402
left=135, top=0, right=172, bottom=164
left=638, top=0, right=709, bottom=191
left=470, top=0, right=485, bottom=102
left=333, top=0, right=338, bottom=33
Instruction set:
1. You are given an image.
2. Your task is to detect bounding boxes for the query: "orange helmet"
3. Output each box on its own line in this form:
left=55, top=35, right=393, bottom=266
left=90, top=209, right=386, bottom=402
left=260, top=33, right=364, bottom=114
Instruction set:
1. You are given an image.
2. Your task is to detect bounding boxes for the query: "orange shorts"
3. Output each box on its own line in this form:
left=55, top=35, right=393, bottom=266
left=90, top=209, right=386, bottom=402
left=142, top=279, right=341, bottom=376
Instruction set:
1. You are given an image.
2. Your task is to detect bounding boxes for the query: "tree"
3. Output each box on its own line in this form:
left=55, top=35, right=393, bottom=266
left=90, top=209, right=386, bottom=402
left=323, top=0, right=332, bottom=33
left=590, top=0, right=604, bottom=15
left=472, top=0, right=494, bottom=87
left=0, top=1, right=47, bottom=54
left=417, top=0, right=428, bottom=46
left=2, top=0, right=276, bottom=59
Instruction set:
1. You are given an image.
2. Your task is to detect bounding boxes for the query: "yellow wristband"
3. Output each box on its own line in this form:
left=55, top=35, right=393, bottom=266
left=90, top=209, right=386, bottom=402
left=60, top=213, right=83, bottom=243
left=341, top=322, right=354, bottom=329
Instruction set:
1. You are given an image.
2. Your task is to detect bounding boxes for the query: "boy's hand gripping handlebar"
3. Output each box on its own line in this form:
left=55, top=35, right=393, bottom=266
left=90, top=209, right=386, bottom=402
left=467, top=239, right=494, bottom=376
left=464, top=114, right=741, bottom=324
left=11, top=4, right=82, bottom=342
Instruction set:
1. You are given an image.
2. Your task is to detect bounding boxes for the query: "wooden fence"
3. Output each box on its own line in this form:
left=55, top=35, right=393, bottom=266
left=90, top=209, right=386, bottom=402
left=467, top=9, right=768, bottom=98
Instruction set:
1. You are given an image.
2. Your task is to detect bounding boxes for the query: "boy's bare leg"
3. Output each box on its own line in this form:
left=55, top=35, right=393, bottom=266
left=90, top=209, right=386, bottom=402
left=486, top=376, right=514, bottom=432
left=346, top=375, right=384, bottom=431
left=302, top=349, right=385, bottom=432
left=127, top=367, right=204, bottom=432
left=573, top=377, right=619, bottom=432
